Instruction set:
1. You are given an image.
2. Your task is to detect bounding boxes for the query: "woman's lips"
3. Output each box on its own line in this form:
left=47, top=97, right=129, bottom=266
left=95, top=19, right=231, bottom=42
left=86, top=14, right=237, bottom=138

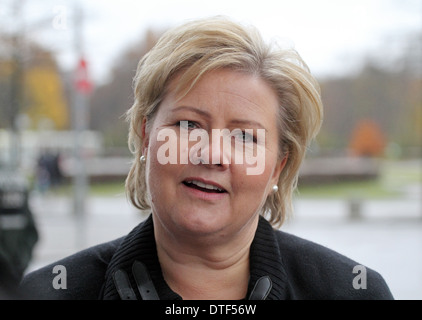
left=182, top=177, right=228, bottom=200
left=183, top=177, right=227, bottom=192
left=183, top=180, right=225, bottom=193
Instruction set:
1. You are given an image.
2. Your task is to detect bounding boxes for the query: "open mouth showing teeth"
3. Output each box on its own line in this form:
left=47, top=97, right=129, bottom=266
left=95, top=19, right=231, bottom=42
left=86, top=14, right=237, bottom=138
left=183, top=180, right=226, bottom=193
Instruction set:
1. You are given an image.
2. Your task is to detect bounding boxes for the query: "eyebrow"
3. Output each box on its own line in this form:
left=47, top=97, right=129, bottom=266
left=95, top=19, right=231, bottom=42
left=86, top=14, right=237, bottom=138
left=230, top=119, right=267, bottom=131
left=172, top=106, right=210, bottom=118
left=172, top=106, right=267, bottom=130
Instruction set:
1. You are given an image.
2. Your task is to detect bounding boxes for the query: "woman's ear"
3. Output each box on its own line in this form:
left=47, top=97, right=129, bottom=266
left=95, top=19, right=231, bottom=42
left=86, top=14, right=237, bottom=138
left=141, top=117, right=149, bottom=155
left=271, top=152, right=288, bottom=186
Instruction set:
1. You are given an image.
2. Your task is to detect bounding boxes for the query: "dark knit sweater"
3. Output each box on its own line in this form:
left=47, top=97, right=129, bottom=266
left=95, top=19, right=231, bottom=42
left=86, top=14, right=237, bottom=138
left=19, top=214, right=394, bottom=300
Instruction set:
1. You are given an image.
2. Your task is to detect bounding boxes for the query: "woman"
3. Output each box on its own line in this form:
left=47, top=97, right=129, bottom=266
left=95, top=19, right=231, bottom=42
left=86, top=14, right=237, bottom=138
left=20, top=16, right=393, bottom=300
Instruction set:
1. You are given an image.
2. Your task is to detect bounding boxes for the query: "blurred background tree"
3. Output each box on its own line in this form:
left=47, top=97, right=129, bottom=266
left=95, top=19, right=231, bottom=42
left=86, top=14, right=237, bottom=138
left=318, top=31, right=421, bottom=158
left=348, top=119, right=387, bottom=157
left=88, top=29, right=163, bottom=154
left=0, top=37, right=69, bottom=131
left=24, top=44, right=69, bottom=130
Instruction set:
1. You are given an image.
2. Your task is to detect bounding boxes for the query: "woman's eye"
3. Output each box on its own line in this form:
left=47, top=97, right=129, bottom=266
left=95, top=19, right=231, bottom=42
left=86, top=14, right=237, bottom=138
left=178, top=120, right=198, bottom=130
left=233, top=130, right=256, bottom=143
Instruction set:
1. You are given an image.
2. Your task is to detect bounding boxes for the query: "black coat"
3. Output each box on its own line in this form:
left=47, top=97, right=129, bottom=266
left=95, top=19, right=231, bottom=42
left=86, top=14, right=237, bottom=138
left=19, top=214, right=394, bottom=300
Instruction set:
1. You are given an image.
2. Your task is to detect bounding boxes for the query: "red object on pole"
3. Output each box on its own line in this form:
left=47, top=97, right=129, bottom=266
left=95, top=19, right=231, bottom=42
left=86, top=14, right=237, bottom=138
left=75, top=57, right=92, bottom=94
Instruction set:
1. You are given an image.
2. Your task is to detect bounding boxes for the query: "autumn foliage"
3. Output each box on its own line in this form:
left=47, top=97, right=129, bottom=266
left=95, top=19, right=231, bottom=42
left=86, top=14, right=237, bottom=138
left=25, top=65, right=69, bottom=130
left=348, top=119, right=387, bottom=157
left=0, top=41, right=69, bottom=130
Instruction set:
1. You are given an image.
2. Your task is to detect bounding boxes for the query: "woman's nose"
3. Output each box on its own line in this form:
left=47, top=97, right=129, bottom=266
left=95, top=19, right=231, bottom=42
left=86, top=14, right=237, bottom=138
left=198, top=130, right=231, bottom=169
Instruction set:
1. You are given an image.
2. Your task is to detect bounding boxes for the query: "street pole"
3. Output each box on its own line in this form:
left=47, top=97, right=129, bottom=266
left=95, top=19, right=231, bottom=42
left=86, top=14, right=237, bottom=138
left=72, top=3, right=90, bottom=249
left=9, top=0, right=25, bottom=170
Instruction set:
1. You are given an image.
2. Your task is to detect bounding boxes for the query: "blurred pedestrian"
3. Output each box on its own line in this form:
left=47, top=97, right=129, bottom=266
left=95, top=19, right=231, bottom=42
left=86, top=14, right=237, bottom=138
left=49, top=152, right=64, bottom=188
left=35, top=151, right=51, bottom=194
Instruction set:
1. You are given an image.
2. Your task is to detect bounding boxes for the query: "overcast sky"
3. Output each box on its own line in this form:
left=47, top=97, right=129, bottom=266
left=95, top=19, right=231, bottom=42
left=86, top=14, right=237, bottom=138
left=2, top=0, right=421, bottom=85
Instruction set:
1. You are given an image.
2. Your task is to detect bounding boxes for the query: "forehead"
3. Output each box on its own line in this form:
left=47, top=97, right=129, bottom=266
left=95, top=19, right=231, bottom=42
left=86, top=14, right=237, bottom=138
left=162, top=69, right=279, bottom=117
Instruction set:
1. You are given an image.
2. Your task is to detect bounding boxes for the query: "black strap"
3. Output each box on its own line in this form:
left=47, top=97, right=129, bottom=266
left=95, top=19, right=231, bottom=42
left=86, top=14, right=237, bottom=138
left=113, top=261, right=271, bottom=300
left=113, top=269, right=137, bottom=300
left=248, top=276, right=272, bottom=300
left=132, top=260, right=160, bottom=300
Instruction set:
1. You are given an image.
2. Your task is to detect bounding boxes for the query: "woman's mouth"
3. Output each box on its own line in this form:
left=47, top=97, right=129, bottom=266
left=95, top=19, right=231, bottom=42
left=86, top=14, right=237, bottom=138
left=182, top=179, right=227, bottom=194
left=183, top=180, right=227, bottom=193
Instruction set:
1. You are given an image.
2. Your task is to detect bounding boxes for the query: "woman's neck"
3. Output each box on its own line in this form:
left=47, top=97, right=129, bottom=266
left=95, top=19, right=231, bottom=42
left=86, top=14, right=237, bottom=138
left=153, top=216, right=258, bottom=300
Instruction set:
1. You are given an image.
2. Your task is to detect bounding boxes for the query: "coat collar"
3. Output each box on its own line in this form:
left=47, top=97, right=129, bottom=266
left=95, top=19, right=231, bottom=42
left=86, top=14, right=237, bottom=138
left=249, top=215, right=288, bottom=300
left=101, top=214, right=287, bottom=300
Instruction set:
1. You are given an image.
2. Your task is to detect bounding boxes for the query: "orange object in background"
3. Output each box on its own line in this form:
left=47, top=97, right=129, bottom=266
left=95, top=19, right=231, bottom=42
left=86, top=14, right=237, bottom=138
left=348, top=119, right=387, bottom=157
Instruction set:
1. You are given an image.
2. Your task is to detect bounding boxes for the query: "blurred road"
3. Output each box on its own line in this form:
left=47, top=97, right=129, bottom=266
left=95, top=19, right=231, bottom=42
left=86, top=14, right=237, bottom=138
left=25, top=187, right=421, bottom=300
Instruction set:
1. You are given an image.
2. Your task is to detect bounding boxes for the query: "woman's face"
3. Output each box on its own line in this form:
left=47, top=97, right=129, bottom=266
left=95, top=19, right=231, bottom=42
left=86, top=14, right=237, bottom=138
left=143, top=69, right=285, bottom=240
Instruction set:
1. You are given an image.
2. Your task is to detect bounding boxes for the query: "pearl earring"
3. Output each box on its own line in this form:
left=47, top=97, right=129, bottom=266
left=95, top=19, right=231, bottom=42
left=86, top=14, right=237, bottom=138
left=272, top=185, right=278, bottom=193
left=140, top=155, right=146, bottom=163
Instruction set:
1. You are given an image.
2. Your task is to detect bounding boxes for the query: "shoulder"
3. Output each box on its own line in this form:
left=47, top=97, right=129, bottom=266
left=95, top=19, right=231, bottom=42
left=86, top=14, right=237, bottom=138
left=273, top=229, right=394, bottom=300
left=19, top=237, right=123, bottom=300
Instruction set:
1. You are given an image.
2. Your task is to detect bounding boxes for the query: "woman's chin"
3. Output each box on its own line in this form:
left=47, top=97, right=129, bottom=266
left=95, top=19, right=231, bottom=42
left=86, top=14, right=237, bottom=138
left=173, top=212, right=229, bottom=238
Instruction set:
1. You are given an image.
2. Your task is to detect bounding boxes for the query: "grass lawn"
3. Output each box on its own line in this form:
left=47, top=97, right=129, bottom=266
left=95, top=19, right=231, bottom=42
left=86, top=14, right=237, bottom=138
left=297, top=159, right=421, bottom=200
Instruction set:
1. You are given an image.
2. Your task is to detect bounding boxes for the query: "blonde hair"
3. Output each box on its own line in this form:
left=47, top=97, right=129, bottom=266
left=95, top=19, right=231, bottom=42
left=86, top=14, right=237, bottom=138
left=125, top=16, right=323, bottom=228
